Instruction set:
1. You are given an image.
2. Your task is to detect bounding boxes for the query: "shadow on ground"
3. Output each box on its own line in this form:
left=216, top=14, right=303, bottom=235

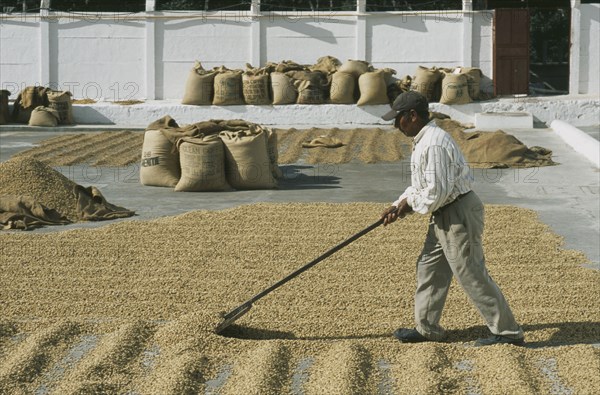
left=278, top=165, right=342, bottom=190
left=219, top=321, right=600, bottom=348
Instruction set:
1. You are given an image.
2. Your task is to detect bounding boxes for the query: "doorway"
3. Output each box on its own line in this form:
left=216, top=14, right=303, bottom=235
left=493, top=8, right=530, bottom=96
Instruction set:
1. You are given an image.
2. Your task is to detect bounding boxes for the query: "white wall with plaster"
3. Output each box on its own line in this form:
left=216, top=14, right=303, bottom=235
left=0, top=19, right=40, bottom=94
left=53, top=18, right=146, bottom=100
left=1, top=10, right=494, bottom=101
left=0, top=7, right=597, bottom=105
left=579, top=4, right=599, bottom=95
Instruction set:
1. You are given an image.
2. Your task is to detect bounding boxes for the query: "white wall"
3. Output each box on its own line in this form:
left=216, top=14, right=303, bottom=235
left=0, top=19, right=40, bottom=95
left=0, top=10, right=494, bottom=101
left=579, top=4, right=599, bottom=95
left=156, top=15, right=252, bottom=99
left=0, top=8, right=597, bottom=101
left=262, top=15, right=357, bottom=66
left=54, top=18, right=146, bottom=100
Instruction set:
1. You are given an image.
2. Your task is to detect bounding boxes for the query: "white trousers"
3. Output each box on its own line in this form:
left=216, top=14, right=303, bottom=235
left=414, top=191, right=524, bottom=341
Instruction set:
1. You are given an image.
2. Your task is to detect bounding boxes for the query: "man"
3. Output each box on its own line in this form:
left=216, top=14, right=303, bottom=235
left=380, top=91, right=524, bottom=346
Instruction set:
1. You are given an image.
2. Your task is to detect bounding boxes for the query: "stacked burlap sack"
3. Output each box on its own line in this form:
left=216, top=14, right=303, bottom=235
left=181, top=57, right=408, bottom=107
left=9, top=86, right=74, bottom=126
left=140, top=116, right=281, bottom=192
left=409, top=65, right=483, bottom=104
left=0, top=90, right=10, bottom=125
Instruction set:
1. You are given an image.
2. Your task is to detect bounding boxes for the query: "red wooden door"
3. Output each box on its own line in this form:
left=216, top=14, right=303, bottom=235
left=494, top=8, right=530, bottom=95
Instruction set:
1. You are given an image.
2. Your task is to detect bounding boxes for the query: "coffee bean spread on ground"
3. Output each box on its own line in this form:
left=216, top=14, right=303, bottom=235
left=0, top=203, right=597, bottom=394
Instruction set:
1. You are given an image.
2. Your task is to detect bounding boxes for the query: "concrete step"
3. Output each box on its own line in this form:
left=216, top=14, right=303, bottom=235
left=475, top=111, right=533, bottom=130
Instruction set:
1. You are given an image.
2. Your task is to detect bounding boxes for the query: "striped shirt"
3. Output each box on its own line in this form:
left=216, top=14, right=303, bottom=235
left=393, top=120, right=473, bottom=214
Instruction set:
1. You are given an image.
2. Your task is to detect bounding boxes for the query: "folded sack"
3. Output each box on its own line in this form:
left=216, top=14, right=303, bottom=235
left=0, top=195, right=71, bottom=230
left=302, top=136, right=344, bottom=149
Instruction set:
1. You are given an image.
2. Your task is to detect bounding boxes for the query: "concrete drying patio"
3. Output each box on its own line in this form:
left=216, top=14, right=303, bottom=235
left=0, top=124, right=598, bottom=267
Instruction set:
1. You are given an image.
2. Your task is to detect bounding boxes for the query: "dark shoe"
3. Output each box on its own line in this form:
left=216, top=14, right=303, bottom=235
left=393, top=328, right=430, bottom=343
left=474, top=335, right=524, bottom=347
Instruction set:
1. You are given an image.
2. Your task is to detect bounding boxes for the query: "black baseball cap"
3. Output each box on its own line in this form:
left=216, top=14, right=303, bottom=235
left=381, top=91, right=429, bottom=121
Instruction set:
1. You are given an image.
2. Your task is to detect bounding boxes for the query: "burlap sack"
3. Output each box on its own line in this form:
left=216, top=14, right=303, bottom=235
left=28, top=106, right=60, bottom=127
left=242, top=74, right=271, bottom=105
left=338, top=59, right=371, bottom=78
left=381, top=68, right=397, bottom=86
left=295, top=80, right=325, bottom=104
left=250, top=124, right=282, bottom=179
left=410, top=66, right=442, bottom=102
left=0, top=90, right=9, bottom=125
left=267, top=128, right=283, bottom=179
left=140, top=130, right=180, bottom=187
left=75, top=185, right=135, bottom=221
left=213, top=70, right=244, bottom=105
left=310, top=56, right=341, bottom=74
left=440, top=73, right=472, bottom=105
left=330, top=72, right=356, bottom=104
left=458, top=67, right=482, bottom=100
left=146, top=115, right=179, bottom=130
left=175, top=135, right=230, bottom=192
left=47, top=90, right=73, bottom=124
left=182, top=62, right=216, bottom=105
left=357, top=70, right=389, bottom=106
left=289, top=71, right=327, bottom=104
left=272, top=60, right=305, bottom=73
left=270, top=72, right=297, bottom=105
left=220, top=129, right=277, bottom=190
left=13, top=86, right=49, bottom=123
left=0, top=195, right=71, bottom=230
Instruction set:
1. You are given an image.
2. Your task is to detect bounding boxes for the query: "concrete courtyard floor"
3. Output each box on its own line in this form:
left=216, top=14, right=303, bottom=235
left=0, top=126, right=598, bottom=268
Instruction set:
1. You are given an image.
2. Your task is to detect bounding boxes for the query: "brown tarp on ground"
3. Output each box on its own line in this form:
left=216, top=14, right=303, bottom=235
left=0, top=195, right=71, bottom=230
left=435, top=119, right=556, bottom=168
left=75, top=185, right=135, bottom=221
left=1, top=186, right=134, bottom=230
left=1, top=157, right=135, bottom=229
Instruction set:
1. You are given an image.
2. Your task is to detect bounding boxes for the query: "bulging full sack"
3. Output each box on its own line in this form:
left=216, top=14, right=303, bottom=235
left=289, top=71, right=327, bottom=105
left=0, top=90, right=10, bottom=125
left=250, top=124, right=282, bottom=179
left=270, top=72, right=297, bottom=105
left=220, top=129, right=277, bottom=190
left=329, top=72, right=355, bottom=104
left=458, top=67, right=482, bottom=100
left=47, top=90, right=73, bottom=124
left=243, top=73, right=271, bottom=105
left=13, top=86, right=50, bottom=123
left=175, top=135, right=230, bottom=192
left=357, top=70, right=389, bottom=106
left=440, top=73, right=472, bottom=105
left=140, top=129, right=180, bottom=187
left=338, top=59, right=371, bottom=78
left=182, top=61, right=216, bottom=105
left=28, top=106, right=60, bottom=127
left=213, top=69, right=244, bottom=105
left=411, top=66, right=442, bottom=102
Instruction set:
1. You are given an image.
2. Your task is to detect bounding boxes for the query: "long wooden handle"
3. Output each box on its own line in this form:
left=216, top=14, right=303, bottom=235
left=245, top=217, right=385, bottom=305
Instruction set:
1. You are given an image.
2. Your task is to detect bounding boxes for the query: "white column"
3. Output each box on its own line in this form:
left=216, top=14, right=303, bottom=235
left=250, top=0, right=261, bottom=66
left=40, top=0, right=51, bottom=87
left=356, top=0, right=367, bottom=60
left=569, top=0, right=581, bottom=95
left=145, top=1, right=156, bottom=99
left=462, top=0, right=473, bottom=67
